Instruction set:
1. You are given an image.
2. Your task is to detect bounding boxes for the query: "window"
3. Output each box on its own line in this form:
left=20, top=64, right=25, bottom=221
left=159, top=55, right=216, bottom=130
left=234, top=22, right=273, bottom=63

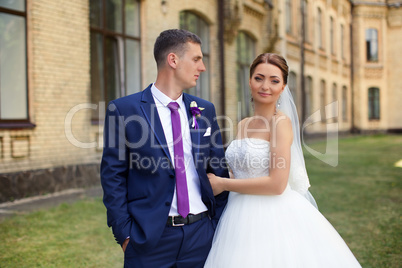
left=305, top=76, right=313, bottom=118
left=180, top=11, right=210, bottom=100
left=330, top=17, right=335, bottom=55
left=285, top=0, right=292, bottom=34
left=90, top=0, right=141, bottom=121
left=320, top=80, right=326, bottom=122
left=289, top=72, right=297, bottom=108
left=332, top=83, right=337, bottom=122
left=0, top=1, right=29, bottom=124
left=303, top=0, right=309, bottom=42
left=236, top=32, right=255, bottom=118
left=368, top=87, right=380, bottom=120
left=342, top=86, right=347, bottom=121
left=340, top=24, right=345, bottom=59
left=317, top=8, right=323, bottom=49
left=366, top=28, right=378, bottom=62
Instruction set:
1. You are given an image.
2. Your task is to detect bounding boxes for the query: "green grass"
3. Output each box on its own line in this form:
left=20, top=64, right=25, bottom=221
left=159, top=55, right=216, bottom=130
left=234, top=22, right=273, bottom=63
left=304, top=134, right=402, bottom=268
left=0, top=134, right=400, bottom=267
left=0, top=198, right=123, bottom=267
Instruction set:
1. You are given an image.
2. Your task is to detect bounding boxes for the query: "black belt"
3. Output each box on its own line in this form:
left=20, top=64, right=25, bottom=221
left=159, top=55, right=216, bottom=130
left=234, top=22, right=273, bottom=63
left=167, top=211, right=209, bottom=227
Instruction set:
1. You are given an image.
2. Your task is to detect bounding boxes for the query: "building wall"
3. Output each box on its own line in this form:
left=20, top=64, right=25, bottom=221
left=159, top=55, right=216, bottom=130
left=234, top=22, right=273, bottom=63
left=223, top=0, right=270, bottom=140
left=385, top=4, right=402, bottom=130
left=0, top=0, right=99, bottom=201
left=0, top=0, right=401, bottom=202
left=351, top=1, right=401, bottom=132
left=274, top=0, right=353, bottom=134
left=0, top=0, right=224, bottom=202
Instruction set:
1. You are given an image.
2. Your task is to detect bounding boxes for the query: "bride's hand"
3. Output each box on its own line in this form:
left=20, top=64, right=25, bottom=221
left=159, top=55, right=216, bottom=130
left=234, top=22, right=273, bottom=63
left=207, top=173, right=226, bottom=196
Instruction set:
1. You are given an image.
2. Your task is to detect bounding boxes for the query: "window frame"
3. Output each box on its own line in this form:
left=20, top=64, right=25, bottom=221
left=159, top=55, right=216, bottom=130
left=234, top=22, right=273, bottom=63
left=179, top=11, right=211, bottom=100
left=368, top=87, right=380, bottom=120
left=89, top=0, right=141, bottom=123
left=342, top=86, right=347, bottom=122
left=330, top=16, right=335, bottom=55
left=340, top=24, right=345, bottom=59
left=289, top=72, right=297, bottom=109
left=303, top=0, right=309, bottom=43
left=320, top=79, right=326, bottom=123
left=305, top=76, right=313, bottom=119
left=285, top=0, right=292, bottom=34
left=332, top=83, right=337, bottom=122
left=236, top=31, right=255, bottom=119
left=317, top=7, right=323, bottom=49
left=366, top=28, right=378, bottom=62
left=0, top=0, right=35, bottom=129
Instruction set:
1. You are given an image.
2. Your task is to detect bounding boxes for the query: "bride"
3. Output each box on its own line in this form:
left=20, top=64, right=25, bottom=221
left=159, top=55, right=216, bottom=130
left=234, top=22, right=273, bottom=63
left=204, top=53, right=361, bottom=267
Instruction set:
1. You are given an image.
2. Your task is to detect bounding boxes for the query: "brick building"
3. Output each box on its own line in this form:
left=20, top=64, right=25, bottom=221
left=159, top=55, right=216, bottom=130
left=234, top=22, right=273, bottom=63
left=0, top=0, right=401, bottom=202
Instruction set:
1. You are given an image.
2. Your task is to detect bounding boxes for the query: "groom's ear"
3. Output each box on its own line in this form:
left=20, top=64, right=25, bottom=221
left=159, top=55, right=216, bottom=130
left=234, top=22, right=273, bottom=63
left=167, top=53, right=178, bottom=69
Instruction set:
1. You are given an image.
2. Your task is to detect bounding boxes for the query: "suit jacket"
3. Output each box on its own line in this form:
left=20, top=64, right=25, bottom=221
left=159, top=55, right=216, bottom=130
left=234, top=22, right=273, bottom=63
left=100, top=84, right=229, bottom=252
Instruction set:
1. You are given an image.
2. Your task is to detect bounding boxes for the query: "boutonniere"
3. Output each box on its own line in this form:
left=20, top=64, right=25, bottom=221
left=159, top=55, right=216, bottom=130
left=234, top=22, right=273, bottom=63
left=189, top=101, right=204, bottom=129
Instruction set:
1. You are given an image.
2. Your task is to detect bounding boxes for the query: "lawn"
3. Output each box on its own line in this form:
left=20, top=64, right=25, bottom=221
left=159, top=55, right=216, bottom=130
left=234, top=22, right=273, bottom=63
left=0, top=134, right=400, bottom=267
left=0, top=199, right=123, bottom=267
left=304, top=134, right=401, bottom=268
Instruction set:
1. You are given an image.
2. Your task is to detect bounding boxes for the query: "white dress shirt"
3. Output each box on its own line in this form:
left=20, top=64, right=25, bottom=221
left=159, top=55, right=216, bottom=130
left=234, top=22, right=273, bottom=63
left=151, top=84, right=208, bottom=216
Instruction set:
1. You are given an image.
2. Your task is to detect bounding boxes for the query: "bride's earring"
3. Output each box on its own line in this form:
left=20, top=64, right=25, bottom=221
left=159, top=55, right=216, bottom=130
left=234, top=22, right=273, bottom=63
left=275, top=96, right=281, bottom=115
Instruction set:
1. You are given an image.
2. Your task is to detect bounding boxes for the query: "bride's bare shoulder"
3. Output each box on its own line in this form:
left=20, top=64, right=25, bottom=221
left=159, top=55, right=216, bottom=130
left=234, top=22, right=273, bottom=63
left=273, top=112, right=293, bottom=142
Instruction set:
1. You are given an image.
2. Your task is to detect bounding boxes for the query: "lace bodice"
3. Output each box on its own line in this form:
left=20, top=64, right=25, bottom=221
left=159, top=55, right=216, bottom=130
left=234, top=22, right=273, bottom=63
left=225, top=138, right=270, bottom=179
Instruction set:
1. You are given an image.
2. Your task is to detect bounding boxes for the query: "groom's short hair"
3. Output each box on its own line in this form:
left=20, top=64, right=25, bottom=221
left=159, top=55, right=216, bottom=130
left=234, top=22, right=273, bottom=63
left=154, top=29, right=202, bottom=69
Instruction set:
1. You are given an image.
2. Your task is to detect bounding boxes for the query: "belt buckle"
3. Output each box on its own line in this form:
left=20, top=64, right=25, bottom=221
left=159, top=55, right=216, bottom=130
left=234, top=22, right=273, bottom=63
left=171, top=215, right=185, bottom=227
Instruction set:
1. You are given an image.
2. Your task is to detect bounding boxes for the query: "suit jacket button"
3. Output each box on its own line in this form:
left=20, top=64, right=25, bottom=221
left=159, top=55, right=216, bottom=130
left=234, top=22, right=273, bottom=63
left=169, top=174, right=174, bottom=179
left=165, top=202, right=171, bottom=206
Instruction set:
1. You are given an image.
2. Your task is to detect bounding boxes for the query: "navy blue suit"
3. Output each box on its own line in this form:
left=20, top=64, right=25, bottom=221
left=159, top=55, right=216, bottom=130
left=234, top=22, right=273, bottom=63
left=101, top=84, right=229, bottom=266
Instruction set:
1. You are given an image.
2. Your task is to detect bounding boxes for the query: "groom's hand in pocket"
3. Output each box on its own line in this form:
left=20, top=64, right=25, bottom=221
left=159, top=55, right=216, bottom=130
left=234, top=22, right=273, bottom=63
left=122, top=237, right=130, bottom=253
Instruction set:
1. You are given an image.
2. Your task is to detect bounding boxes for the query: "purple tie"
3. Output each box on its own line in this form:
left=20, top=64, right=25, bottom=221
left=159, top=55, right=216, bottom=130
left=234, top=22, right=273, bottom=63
left=167, top=102, right=190, bottom=218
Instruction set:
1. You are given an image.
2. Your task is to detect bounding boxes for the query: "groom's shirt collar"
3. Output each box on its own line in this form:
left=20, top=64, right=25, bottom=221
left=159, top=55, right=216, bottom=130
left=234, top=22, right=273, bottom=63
left=151, top=83, right=185, bottom=109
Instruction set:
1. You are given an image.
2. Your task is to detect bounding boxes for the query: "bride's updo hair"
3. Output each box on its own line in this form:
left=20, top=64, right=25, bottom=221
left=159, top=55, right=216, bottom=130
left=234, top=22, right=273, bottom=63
left=249, top=53, right=289, bottom=84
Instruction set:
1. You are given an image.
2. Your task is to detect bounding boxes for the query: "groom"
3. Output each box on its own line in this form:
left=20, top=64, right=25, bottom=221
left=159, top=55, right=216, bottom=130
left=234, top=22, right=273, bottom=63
left=100, top=29, right=229, bottom=267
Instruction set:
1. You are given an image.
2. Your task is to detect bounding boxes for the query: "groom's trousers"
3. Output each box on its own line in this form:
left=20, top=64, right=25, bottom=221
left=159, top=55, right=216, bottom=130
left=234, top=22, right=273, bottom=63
left=123, top=216, right=215, bottom=268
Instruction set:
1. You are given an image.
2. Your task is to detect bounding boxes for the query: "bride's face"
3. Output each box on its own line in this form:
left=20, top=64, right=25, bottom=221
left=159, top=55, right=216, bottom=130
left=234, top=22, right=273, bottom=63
left=249, top=63, right=285, bottom=106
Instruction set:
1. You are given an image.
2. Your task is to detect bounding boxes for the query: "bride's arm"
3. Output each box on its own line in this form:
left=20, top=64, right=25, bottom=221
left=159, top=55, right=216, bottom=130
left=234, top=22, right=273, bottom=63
left=208, top=116, right=293, bottom=196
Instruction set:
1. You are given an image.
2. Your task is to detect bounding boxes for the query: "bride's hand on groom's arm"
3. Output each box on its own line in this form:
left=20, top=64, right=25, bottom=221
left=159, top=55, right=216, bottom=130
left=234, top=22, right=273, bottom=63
left=207, top=173, right=227, bottom=196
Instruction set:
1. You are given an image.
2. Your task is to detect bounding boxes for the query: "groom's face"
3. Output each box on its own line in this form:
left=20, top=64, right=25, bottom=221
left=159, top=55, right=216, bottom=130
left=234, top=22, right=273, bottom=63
left=175, top=42, right=206, bottom=90
left=249, top=63, right=285, bottom=105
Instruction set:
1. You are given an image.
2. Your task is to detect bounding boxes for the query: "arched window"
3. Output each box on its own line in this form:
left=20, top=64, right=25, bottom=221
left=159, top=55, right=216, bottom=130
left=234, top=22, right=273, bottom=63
left=303, top=0, right=309, bottom=42
left=332, top=83, right=337, bottom=122
left=305, top=76, right=313, bottom=119
left=289, top=72, right=297, bottom=109
left=320, top=80, right=326, bottom=122
left=368, top=87, right=380, bottom=120
left=341, top=24, right=345, bottom=59
left=90, top=0, right=141, bottom=121
left=366, top=28, right=378, bottom=62
left=180, top=11, right=210, bottom=100
left=342, top=86, right=348, bottom=122
left=330, top=17, right=335, bottom=55
left=285, top=0, right=292, bottom=34
left=236, top=32, right=255, bottom=118
left=317, top=7, right=323, bottom=49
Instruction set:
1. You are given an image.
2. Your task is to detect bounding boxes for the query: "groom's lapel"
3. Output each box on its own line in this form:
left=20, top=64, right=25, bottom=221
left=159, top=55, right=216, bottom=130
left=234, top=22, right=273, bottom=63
left=183, top=94, right=200, bottom=161
left=140, top=86, right=172, bottom=163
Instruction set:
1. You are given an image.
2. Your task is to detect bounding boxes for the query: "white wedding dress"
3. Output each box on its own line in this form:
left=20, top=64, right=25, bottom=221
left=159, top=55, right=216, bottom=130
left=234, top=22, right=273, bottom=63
left=204, top=138, right=361, bottom=268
